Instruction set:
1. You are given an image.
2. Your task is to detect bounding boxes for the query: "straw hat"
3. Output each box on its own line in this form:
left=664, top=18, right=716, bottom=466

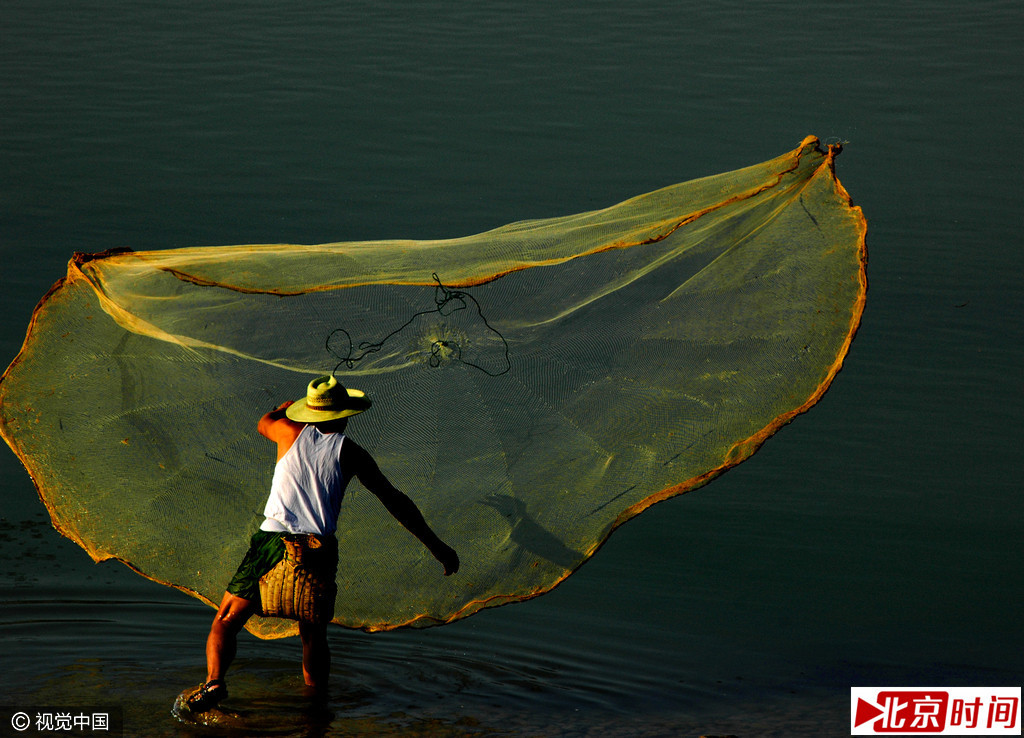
left=285, top=375, right=371, bottom=422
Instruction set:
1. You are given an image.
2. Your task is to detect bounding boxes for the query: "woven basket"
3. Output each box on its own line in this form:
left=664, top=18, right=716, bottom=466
left=258, top=534, right=337, bottom=623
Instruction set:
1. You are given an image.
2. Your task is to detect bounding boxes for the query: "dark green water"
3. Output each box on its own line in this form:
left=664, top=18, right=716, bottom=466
left=2, top=1, right=1021, bottom=735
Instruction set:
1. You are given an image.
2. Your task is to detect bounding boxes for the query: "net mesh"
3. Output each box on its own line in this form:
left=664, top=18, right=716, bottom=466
left=0, top=136, right=866, bottom=637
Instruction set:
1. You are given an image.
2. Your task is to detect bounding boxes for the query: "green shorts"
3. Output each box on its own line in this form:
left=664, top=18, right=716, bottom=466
left=226, top=530, right=286, bottom=601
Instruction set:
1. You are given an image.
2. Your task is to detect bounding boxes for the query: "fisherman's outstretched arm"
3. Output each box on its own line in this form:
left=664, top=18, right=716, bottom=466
left=344, top=440, right=459, bottom=575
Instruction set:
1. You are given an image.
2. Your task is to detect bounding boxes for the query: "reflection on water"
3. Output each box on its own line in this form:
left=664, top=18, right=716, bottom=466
left=1, top=511, right=858, bottom=736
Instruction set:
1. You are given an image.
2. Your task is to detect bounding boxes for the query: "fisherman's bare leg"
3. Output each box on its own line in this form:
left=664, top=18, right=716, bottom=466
left=299, top=620, right=330, bottom=690
left=206, top=592, right=258, bottom=684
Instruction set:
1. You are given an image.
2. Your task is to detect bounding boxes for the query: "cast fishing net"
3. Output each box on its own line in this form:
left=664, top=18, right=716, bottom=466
left=0, top=136, right=866, bottom=637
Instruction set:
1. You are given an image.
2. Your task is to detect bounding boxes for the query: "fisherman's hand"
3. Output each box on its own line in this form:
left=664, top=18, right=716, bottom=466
left=436, top=544, right=460, bottom=576
left=266, top=400, right=294, bottom=419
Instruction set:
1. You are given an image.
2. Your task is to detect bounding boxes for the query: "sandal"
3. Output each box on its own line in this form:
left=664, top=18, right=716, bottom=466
left=182, top=679, right=228, bottom=712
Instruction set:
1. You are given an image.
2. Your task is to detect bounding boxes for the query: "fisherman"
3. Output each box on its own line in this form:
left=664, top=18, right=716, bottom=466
left=183, top=375, right=459, bottom=712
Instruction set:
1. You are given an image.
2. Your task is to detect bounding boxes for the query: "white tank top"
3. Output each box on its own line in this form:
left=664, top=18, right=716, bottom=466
left=259, top=425, right=350, bottom=535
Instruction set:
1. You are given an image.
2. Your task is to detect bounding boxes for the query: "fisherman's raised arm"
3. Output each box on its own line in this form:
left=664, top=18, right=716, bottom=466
left=257, top=401, right=304, bottom=460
